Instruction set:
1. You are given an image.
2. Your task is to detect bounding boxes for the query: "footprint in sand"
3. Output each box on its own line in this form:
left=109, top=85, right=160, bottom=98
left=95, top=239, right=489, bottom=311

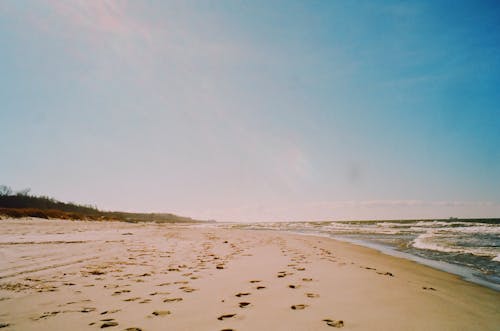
left=112, top=290, right=130, bottom=296
left=291, top=304, right=308, bottom=310
left=124, top=328, right=142, bottom=331
left=249, top=280, right=261, bottom=283
left=377, top=271, right=394, bottom=277
left=288, top=284, right=300, bottom=289
left=81, top=307, right=96, bottom=313
left=152, top=310, right=171, bottom=316
left=163, top=297, right=183, bottom=302
left=180, top=286, right=196, bottom=293
left=149, top=291, right=170, bottom=296
left=306, top=293, right=319, bottom=298
left=34, top=311, right=60, bottom=320
left=0, top=323, right=10, bottom=329
left=100, top=309, right=120, bottom=315
left=302, top=278, right=313, bottom=282
left=239, top=302, right=251, bottom=308
left=256, top=286, right=266, bottom=290
left=323, top=319, right=344, bottom=328
left=235, top=292, right=250, bottom=297
left=156, top=282, right=171, bottom=287
left=217, top=314, right=236, bottom=320
left=123, top=297, right=141, bottom=302
left=100, top=321, right=119, bottom=328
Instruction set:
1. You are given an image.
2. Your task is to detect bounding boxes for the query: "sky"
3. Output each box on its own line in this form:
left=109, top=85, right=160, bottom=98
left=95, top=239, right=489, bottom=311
left=1, top=0, right=499, bottom=221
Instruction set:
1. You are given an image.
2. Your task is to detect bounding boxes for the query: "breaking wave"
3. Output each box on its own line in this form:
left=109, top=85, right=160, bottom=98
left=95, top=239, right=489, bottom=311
left=228, top=218, right=500, bottom=289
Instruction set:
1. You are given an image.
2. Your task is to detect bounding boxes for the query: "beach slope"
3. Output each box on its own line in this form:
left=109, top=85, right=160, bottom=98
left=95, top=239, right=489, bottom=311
left=0, top=219, right=498, bottom=330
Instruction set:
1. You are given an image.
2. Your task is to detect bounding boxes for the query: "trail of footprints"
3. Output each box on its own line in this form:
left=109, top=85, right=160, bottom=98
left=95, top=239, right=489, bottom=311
left=279, top=239, right=347, bottom=327
left=0, top=231, right=254, bottom=330
left=215, top=240, right=344, bottom=330
left=2, top=232, right=418, bottom=330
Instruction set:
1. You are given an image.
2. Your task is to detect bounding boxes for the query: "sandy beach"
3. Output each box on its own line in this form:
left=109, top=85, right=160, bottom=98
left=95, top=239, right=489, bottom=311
left=0, top=218, right=498, bottom=331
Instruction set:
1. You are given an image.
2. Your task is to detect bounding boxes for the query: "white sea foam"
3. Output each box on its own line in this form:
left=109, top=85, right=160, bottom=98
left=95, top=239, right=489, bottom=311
left=450, top=225, right=500, bottom=234
left=412, top=230, right=499, bottom=259
left=230, top=219, right=500, bottom=289
left=235, top=220, right=500, bottom=262
left=413, top=221, right=453, bottom=228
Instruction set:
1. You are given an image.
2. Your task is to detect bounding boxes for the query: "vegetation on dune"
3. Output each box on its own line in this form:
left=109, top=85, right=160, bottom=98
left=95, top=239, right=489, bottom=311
left=0, top=208, right=86, bottom=220
left=0, top=185, right=202, bottom=223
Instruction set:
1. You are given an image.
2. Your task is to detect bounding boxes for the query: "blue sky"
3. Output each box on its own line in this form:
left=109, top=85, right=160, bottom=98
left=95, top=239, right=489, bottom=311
left=1, top=1, right=499, bottom=221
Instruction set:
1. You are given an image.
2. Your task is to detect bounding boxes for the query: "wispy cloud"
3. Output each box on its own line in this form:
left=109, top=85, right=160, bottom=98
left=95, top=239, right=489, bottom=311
left=37, top=0, right=250, bottom=63
left=45, top=0, right=152, bottom=41
left=2, top=1, right=498, bottom=221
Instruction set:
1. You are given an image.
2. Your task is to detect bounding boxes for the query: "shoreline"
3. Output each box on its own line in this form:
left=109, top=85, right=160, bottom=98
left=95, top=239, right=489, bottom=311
left=1, top=218, right=499, bottom=330
left=330, top=235, right=500, bottom=291
left=221, top=219, right=500, bottom=291
left=276, top=229, right=500, bottom=292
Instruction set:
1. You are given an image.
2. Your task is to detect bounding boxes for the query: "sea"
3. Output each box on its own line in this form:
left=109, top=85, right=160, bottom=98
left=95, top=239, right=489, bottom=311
left=222, top=219, right=500, bottom=291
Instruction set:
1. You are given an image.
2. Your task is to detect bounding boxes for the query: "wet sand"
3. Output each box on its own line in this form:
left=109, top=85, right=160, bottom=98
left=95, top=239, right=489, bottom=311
left=0, top=218, right=498, bottom=330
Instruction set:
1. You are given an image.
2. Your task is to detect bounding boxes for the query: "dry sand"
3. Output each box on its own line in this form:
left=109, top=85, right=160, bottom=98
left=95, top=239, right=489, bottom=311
left=0, top=218, right=498, bottom=330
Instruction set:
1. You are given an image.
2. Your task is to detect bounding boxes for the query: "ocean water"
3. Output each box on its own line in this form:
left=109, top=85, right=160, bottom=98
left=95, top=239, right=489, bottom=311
left=229, top=219, right=500, bottom=291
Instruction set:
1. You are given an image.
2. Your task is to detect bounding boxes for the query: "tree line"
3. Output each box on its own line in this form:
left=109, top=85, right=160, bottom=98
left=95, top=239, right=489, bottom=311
left=0, top=185, right=202, bottom=223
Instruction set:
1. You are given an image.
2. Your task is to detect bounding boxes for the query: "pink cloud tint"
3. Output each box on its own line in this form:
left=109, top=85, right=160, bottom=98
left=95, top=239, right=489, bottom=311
left=47, top=0, right=152, bottom=41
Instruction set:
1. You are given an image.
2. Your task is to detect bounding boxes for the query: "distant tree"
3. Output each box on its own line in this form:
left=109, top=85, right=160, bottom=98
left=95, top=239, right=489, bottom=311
left=15, top=188, right=31, bottom=196
left=0, top=185, right=13, bottom=196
